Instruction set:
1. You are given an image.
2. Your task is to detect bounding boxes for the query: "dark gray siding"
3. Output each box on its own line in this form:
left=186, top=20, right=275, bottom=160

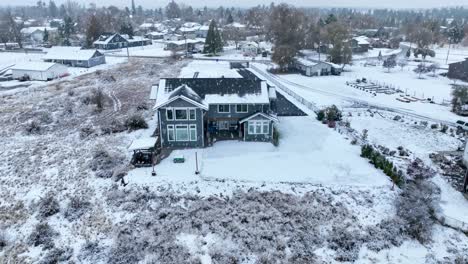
left=207, top=103, right=270, bottom=119
left=158, top=98, right=204, bottom=148
left=448, top=60, right=468, bottom=82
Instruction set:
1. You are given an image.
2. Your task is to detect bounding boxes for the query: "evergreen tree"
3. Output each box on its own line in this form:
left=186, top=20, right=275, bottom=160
left=43, top=28, right=49, bottom=43
left=131, top=0, right=136, bottom=16
left=120, top=22, right=134, bottom=38
left=48, top=0, right=58, bottom=17
left=378, top=51, right=383, bottom=61
left=203, top=20, right=222, bottom=55
left=226, top=12, right=234, bottom=24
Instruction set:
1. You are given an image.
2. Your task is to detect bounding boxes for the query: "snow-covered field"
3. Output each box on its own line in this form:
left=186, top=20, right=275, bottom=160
left=1, top=58, right=468, bottom=263
left=104, top=42, right=172, bottom=57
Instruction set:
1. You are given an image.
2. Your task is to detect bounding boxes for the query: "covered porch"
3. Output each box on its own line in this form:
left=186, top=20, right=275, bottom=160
left=205, top=119, right=243, bottom=145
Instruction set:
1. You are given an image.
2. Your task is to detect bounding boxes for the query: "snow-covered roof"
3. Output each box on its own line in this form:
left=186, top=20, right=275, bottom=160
left=128, top=137, right=157, bottom=150
left=126, top=35, right=150, bottom=43
left=183, top=22, right=201, bottom=28
left=11, top=62, right=61, bottom=71
left=150, top=85, right=158, bottom=100
left=295, top=57, right=319, bottom=67
left=225, top=22, right=246, bottom=29
left=166, top=38, right=205, bottom=46
left=21, top=27, right=57, bottom=34
left=353, top=36, right=370, bottom=45
left=198, top=25, right=209, bottom=31
left=147, top=32, right=165, bottom=36
left=43, top=47, right=102, bottom=61
left=239, top=112, right=279, bottom=124
left=154, top=77, right=270, bottom=109
left=268, top=86, right=277, bottom=100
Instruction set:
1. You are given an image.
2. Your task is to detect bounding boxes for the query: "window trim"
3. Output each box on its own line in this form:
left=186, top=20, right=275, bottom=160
left=189, top=109, right=196, bottom=120
left=189, top=124, right=197, bottom=141
left=217, top=104, right=230, bottom=113
left=166, top=109, right=174, bottom=120
left=248, top=120, right=270, bottom=135
left=236, top=104, right=248, bottom=113
left=174, top=109, right=188, bottom=121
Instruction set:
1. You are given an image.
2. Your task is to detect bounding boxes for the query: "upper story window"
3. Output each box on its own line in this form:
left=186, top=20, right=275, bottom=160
left=166, top=108, right=197, bottom=121
left=175, top=109, right=187, bottom=120
left=166, top=109, right=173, bottom=120
left=236, top=104, right=248, bottom=113
left=218, top=104, right=230, bottom=113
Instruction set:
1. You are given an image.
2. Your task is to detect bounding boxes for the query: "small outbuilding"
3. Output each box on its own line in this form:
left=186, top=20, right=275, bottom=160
left=11, top=62, right=68, bottom=81
left=42, top=46, right=106, bottom=68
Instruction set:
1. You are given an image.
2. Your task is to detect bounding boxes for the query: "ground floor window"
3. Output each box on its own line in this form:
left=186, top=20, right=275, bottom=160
left=167, top=125, right=175, bottom=141
left=175, top=125, right=189, bottom=141
left=189, top=125, right=197, bottom=141
left=248, top=120, right=269, bottom=134
left=168, top=124, right=197, bottom=142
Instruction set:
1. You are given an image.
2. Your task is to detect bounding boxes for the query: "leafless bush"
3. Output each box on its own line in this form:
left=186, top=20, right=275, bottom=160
left=0, top=232, right=6, bottom=250
left=79, top=125, right=96, bottom=139
left=90, top=88, right=106, bottom=111
left=78, top=241, right=107, bottom=263
left=24, top=120, right=41, bottom=134
left=38, top=246, right=73, bottom=264
left=64, top=195, right=91, bottom=221
left=125, top=114, right=148, bottom=131
left=89, top=148, right=126, bottom=178
left=101, top=118, right=126, bottom=135
left=28, top=222, right=57, bottom=249
left=396, top=180, right=439, bottom=244
left=37, top=192, right=60, bottom=218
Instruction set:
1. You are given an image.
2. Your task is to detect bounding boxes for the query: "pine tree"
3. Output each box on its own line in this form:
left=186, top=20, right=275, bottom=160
left=48, top=0, right=58, bottom=17
left=203, top=20, right=222, bottom=55
left=43, top=28, right=49, bottom=43
left=131, top=0, right=136, bottom=16
left=226, top=12, right=234, bottom=24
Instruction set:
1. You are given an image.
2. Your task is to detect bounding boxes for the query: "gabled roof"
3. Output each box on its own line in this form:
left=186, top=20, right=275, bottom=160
left=154, top=77, right=270, bottom=107
left=11, top=62, right=62, bottom=71
left=43, top=47, right=102, bottom=61
left=21, top=26, right=57, bottom=34
left=239, top=112, right=279, bottom=124
left=93, top=34, right=127, bottom=45
left=154, top=84, right=208, bottom=110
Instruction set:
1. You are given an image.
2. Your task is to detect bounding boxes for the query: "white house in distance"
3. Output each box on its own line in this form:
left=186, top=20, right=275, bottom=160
left=241, top=41, right=258, bottom=56
left=42, top=46, right=106, bottom=68
left=21, top=27, right=58, bottom=43
left=11, top=62, right=68, bottom=81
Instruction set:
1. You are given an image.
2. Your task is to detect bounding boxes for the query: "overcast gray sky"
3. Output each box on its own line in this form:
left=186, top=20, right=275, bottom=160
left=3, top=0, right=468, bottom=9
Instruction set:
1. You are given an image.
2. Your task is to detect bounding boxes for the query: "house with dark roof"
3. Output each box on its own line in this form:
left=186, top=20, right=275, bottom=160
left=93, top=33, right=151, bottom=50
left=153, top=75, right=278, bottom=148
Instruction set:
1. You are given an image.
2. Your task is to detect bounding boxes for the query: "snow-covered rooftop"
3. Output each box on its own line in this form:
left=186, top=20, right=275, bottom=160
left=42, top=47, right=102, bottom=61
left=353, top=36, right=370, bottom=45
left=21, top=26, right=57, bottom=34
left=128, top=137, right=157, bottom=150
left=11, top=62, right=60, bottom=71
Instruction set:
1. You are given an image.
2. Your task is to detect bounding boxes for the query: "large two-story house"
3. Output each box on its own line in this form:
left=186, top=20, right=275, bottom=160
left=153, top=76, right=278, bottom=149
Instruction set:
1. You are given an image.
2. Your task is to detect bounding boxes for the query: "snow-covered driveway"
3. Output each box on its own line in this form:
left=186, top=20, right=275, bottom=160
left=202, top=116, right=391, bottom=186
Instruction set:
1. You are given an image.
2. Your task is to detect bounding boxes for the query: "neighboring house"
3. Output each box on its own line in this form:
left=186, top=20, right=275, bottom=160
left=241, top=42, right=258, bottom=56
left=42, top=46, right=106, bottom=68
left=153, top=76, right=278, bottom=149
left=196, top=25, right=210, bottom=38
left=448, top=58, right=468, bottom=82
left=11, top=62, right=68, bottom=81
left=93, top=33, right=151, bottom=50
left=21, top=27, right=58, bottom=43
left=351, top=36, right=371, bottom=53
left=164, top=39, right=204, bottom=52
left=293, top=57, right=342, bottom=76
left=164, top=33, right=184, bottom=41
left=146, top=32, right=165, bottom=40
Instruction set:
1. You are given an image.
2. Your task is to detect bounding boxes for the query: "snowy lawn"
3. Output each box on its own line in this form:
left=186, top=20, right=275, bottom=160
left=202, top=116, right=390, bottom=186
